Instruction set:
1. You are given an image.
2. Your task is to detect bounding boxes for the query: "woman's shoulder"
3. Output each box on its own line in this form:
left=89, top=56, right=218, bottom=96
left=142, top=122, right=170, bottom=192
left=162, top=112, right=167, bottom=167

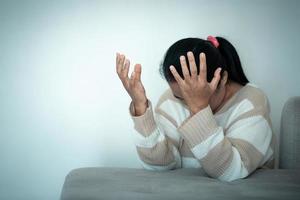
left=234, top=83, right=270, bottom=112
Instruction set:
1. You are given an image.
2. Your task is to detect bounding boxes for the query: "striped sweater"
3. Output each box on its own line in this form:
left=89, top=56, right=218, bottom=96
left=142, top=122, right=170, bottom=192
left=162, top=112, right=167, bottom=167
left=129, top=83, right=277, bottom=181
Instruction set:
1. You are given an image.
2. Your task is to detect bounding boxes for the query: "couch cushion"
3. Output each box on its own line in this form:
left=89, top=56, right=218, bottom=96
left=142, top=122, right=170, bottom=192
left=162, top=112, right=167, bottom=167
left=280, top=96, right=300, bottom=169
left=61, top=167, right=300, bottom=200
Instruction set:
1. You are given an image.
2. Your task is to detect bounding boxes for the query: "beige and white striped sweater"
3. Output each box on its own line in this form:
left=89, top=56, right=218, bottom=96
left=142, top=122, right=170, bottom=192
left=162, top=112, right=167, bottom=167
left=129, top=83, right=277, bottom=182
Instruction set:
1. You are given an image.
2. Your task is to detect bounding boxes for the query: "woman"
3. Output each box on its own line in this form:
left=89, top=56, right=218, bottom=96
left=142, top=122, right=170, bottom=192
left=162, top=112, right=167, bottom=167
left=116, top=36, right=277, bottom=181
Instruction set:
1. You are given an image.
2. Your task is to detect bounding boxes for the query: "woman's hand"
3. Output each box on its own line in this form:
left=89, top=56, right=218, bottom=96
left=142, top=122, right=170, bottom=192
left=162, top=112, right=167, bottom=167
left=169, top=52, right=222, bottom=115
left=116, top=53, right=148, bottom=116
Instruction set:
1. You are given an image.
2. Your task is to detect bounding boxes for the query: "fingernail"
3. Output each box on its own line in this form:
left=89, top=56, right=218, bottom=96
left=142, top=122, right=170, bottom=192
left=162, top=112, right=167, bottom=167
left=180, top=55, right=185, bottom=60
left=200, top=52, right=205, bottom=57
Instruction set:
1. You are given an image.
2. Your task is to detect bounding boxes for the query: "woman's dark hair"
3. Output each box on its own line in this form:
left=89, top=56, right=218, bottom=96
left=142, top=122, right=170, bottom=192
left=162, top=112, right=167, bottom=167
left=159, top=37, right=249, bottom=85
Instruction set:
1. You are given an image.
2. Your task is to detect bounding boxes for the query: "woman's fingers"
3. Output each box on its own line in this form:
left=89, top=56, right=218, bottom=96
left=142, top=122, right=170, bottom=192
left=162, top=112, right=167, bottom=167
left=118, top=54, right=125, bottom=67
left=116, top=53, right=132, bottom=91
left=116, top=53, right=130, bottom=80
left=122, top=59, right=130, bottom=79
left=180, top=55, right=190, bottom=80
left=120, top=59, right=130, bottom=89
left=116, top=53, right=121, bottom=74
left=170, top=65, right=184, bottom=84
left=210, top=68, right=222, bottom=90
left=199, top=53, right=207, bottom=81
left=116, top=53, right=125, bottom=75
left=129, top=64, right=141, bottom=86
left=128, top=64, right=142, bottom=87
left=134, top=64, right=142, bottom=81
left=129, top=70, right=135, bottom=86
left=187, top=51, right=198, bottom=79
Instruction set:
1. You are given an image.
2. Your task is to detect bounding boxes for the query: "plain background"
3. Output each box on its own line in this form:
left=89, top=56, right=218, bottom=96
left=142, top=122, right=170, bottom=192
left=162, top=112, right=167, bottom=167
left=0, top=0, right=299, bottom=199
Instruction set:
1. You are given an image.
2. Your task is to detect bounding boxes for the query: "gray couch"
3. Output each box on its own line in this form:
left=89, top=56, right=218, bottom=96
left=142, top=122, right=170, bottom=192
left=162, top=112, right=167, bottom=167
left=60, top=97, right=300, bottom=200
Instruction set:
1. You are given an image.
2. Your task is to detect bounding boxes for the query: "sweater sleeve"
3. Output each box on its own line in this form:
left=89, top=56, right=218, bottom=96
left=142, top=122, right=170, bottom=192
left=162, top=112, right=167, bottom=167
left=178, top=104, right=273, bottom=182
left=129, top=100, right=181, bottom=170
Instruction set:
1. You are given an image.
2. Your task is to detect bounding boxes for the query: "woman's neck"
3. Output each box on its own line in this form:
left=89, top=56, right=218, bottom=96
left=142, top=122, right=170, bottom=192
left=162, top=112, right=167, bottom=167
left=225, top=81, right=243, bottom=101
left=214, top=81, right=244, bottom=113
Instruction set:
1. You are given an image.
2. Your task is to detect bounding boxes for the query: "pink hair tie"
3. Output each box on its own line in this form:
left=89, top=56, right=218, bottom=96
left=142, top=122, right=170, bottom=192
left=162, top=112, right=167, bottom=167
left=207, top=35, right=219, bottom=48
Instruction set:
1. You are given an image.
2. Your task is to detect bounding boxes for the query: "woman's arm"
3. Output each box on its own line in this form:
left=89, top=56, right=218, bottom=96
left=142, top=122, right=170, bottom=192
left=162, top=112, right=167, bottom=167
left=169, top=51, right=273, bottom=181
left=115, top=52, right=181, bottom=170
left=129, top=100, right=181, bottom=170
left=178, top=102, right=273, bottom=181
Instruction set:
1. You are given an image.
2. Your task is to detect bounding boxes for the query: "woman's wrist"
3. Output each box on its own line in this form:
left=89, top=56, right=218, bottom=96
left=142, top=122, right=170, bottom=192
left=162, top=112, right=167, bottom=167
left=133, top=99, right=148, bottom=116
left=189, top=102, right=209, bottom=115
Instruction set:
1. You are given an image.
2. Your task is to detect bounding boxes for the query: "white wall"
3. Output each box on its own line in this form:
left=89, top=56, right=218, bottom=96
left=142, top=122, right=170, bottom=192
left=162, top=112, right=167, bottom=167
left=0, top=0, right=299, bottom=199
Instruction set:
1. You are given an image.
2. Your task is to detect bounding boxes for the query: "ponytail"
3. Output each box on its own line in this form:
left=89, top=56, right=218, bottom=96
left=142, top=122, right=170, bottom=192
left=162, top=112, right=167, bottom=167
left=216, top=37, right=249, bottom=85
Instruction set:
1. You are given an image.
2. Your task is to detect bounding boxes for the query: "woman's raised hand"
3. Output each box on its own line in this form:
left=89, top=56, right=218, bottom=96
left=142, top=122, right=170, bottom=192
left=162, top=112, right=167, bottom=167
left=116, top=53, right=148, bottom=116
